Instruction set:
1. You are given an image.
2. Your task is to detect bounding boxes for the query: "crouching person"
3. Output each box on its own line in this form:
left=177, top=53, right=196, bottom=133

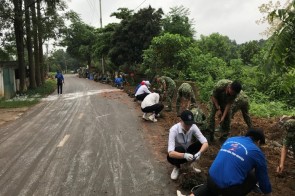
left=167, top=110, right=209, bottom=180
left=141, top=92, right=164, bottom=122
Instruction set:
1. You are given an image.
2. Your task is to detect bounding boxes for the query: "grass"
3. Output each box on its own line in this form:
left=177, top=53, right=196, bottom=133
left=0, top=79, right=56, bottom=109
left=250, top=101, right=295, bottom=118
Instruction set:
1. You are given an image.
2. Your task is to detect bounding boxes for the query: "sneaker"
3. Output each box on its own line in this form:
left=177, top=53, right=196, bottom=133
left=171, top=167, right=180, bottom=180
left=142, top=113, right=149, bottom=121
left=148, top=114, right=157, bottom=122
left=176, top=190, right=186, bottom=196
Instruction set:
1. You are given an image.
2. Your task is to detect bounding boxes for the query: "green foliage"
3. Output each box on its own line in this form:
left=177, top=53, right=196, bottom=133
left=266, top=1, right=295, bottom=73
left=108, top=6, right=163, bottom=70
left=0, top=79, right=56, bottom=108
left=238, top=40, right=264, bottom=65
left=142, top=33, right=195, bottom=75
left=162, top=6, right=195, bottom=38
left=196, top=33, right=239, bottom=64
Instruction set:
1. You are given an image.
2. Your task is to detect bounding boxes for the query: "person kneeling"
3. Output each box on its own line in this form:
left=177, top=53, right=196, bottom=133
left=167, top=110, right=209, bottom=180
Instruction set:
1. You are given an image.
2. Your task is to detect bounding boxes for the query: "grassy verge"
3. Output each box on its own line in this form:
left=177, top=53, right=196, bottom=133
left=0, top=79, right=56, bottom=108
left=250, top=101, right=295, bottom=118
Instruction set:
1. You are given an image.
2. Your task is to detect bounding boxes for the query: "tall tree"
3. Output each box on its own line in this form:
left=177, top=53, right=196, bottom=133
left=12, top=0, right=26, bottom=92
left=108, top=6, right=163, bottom=71
left=162, top=6, right=195, bottom=38
left=24, top=0, right=37, bottom=89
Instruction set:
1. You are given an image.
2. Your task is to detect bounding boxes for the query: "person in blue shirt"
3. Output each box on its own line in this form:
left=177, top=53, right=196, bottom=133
left=55, top=70, right=64, bottom=95
left=185, top=128, right=272, bottom=196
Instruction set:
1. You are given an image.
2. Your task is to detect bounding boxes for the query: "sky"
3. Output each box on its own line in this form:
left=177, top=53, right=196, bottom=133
left=66, top=0, right=287, bottom=44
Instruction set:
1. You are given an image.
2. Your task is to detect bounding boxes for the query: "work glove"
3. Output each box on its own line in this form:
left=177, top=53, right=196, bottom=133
left=193, top=152, right=202, bottom=161
left=183, top=153, right=194, bottom=161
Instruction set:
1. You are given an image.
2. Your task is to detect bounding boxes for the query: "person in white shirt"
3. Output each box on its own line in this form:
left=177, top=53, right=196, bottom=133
left=141, top=92, right=164, bottom=122
left=167, top=110, right=209, bottom=180
left=135, top=81, right=151, bottom=101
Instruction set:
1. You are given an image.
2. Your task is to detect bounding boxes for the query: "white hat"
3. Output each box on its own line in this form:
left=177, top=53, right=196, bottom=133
left=145, top=81, right=151, bottom=86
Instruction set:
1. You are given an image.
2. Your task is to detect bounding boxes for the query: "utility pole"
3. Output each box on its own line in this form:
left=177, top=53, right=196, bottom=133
left=99, top=0, right=104, bottom=74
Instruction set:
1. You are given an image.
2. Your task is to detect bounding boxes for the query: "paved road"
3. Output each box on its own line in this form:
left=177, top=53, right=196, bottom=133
left=0, top=75, right=175, bottom=196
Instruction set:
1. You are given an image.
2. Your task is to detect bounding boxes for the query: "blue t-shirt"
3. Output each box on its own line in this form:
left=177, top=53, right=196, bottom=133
left=209, top=136, right=272, bottom=194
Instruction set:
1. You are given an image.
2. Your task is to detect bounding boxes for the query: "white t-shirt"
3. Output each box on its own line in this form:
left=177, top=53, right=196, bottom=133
left=167, top=122, right=207, bottom=153
left=135, top=85, right=151, bottom=96
left=141, top=93, right=159, bottom=109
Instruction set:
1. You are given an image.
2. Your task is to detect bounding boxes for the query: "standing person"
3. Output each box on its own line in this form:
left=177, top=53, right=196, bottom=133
left=231, top=90, right=252, bottom=128
left=277, top=115, right=295, bottom=174
left=180, top=129, right=272, bottom=196
left=141, top=92, right=164, bottom=122
left=208, top=79, right=242, bottom=142
left=134, top=81, right=151, bottom=101
left=167, top=110, right=209, bottom=180
left=55, top=70, right=64, bottom=95
left=176, top=83, right=197, bottom=115
left=155, top=76, right=176, bottom=112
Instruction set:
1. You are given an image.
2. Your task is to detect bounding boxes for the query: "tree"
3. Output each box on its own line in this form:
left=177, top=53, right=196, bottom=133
left=238, top=40, right=265, bottom=65
left=142, top=33, right=195, bottom=76
left=162, top=6, right=195, bottom=38
left=196, top=33, right=239, bottom=64
left=108, top=6, right=163, bottom=71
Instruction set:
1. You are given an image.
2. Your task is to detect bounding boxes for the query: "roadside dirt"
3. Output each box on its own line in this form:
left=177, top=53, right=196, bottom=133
left=0, top=107, right=29, bottom=127
left=123, top=85, right=295, bottom=195
left=1, top=84, right=294, bottom=195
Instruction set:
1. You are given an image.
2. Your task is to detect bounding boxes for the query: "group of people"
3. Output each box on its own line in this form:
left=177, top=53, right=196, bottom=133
left=132, top=75, right=294, bottom=196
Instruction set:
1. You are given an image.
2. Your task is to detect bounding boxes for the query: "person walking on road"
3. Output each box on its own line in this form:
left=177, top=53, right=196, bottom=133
left=167, top=110, right=209, bottom=180
left=176, top=83, right=197, bottom=115
left=231, top=90, right=252, bottom=128
left=155, top=76, right=176, bottom=112
left=277, top=115, right=295, bottom=174
left=208, top=79, right=242, bottom=142
left=55, top=70, right=64, bottom=95
left=141, top=92, right=164, bottom=122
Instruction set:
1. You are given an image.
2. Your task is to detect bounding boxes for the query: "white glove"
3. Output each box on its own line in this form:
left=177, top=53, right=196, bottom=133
left=183, top=153, right=194, bottom=161
left=193, top=152, right=201, bottom=161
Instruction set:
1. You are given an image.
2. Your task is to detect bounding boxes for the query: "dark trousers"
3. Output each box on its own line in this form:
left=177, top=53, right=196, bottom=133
left=141, top=103, right=164, bottom=115
left=193, top=171, right=257, bottom=196
left=57, top=83, right=63, bottom=94
left=167, top=142, right=202, bottom=168
left=136, top=93, right=149, bottom=101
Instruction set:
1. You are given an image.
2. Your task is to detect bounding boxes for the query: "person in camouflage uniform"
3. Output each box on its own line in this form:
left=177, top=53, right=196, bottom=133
left=156, top=76, right=176, bottom=111
left=230, top=90, right=252, bottom=128
left=277, top=116, right=295, bottom=174
left=176, top=83, right=197, bottom=115
left=208, top=79, right=242, bottom=142
left=191, top=107, right=208, bottom=134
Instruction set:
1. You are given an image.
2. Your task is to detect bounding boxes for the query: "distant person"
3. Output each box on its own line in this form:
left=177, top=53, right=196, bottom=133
left=55, top=70, right=64, bottom=95
left=176, top=83, right=197, bottom=115
left=184, top=128, right=272, bottom=196
left=231, top=90, right=252, bottom=128
left=141, top=92, right=164, bottom=122
left=155, top=75, right=176, bottom=112
left=277, top=115, right=295, bottom=174
left=167, top=110, right=208, bottom=180
left=208, top=79, right=242, bottom=142
left=135, top=81, right=151, bottom=101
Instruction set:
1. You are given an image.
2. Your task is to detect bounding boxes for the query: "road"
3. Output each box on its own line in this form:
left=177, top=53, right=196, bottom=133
left=0, top=75, right=175, bottom=196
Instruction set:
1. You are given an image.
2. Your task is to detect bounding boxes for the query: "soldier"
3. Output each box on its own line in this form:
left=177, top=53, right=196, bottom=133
left=155, top=76, right=176, bottom=111
left=231, top=90, right=252, bottom=128
left=208, top=79, right=242, bottom=142
left=191, top=107, right=208, bottom=134
left=277, top=116, right=295, bottom=174
left=176, top=83, right=197, bottom=115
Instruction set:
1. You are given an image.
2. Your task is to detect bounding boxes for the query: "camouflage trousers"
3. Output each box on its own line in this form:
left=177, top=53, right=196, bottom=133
left=231, top=103, right=252, bottom=128
left=176, top=94, right=196, bottom=115
left=165, top=87, right=176, bottom=110
left=208, top=103, right=231, bottom=141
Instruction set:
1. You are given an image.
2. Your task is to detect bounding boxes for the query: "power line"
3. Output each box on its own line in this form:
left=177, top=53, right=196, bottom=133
left=134, top=0, right=148, bottom=11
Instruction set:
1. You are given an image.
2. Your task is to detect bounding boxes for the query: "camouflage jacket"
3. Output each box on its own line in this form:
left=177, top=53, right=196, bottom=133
left=212, top=79, right=237, bottom=108
left=158, top=76, right=176, bottom=91
left=178, top=83, right=194, bottom=97
left=191, top=107, right=208, bottom=132
left=282, top=119, right=295, bottom=147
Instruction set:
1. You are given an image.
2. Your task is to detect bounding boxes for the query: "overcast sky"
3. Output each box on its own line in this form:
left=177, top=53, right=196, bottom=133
left=66, top=0, right=287, bottom=44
